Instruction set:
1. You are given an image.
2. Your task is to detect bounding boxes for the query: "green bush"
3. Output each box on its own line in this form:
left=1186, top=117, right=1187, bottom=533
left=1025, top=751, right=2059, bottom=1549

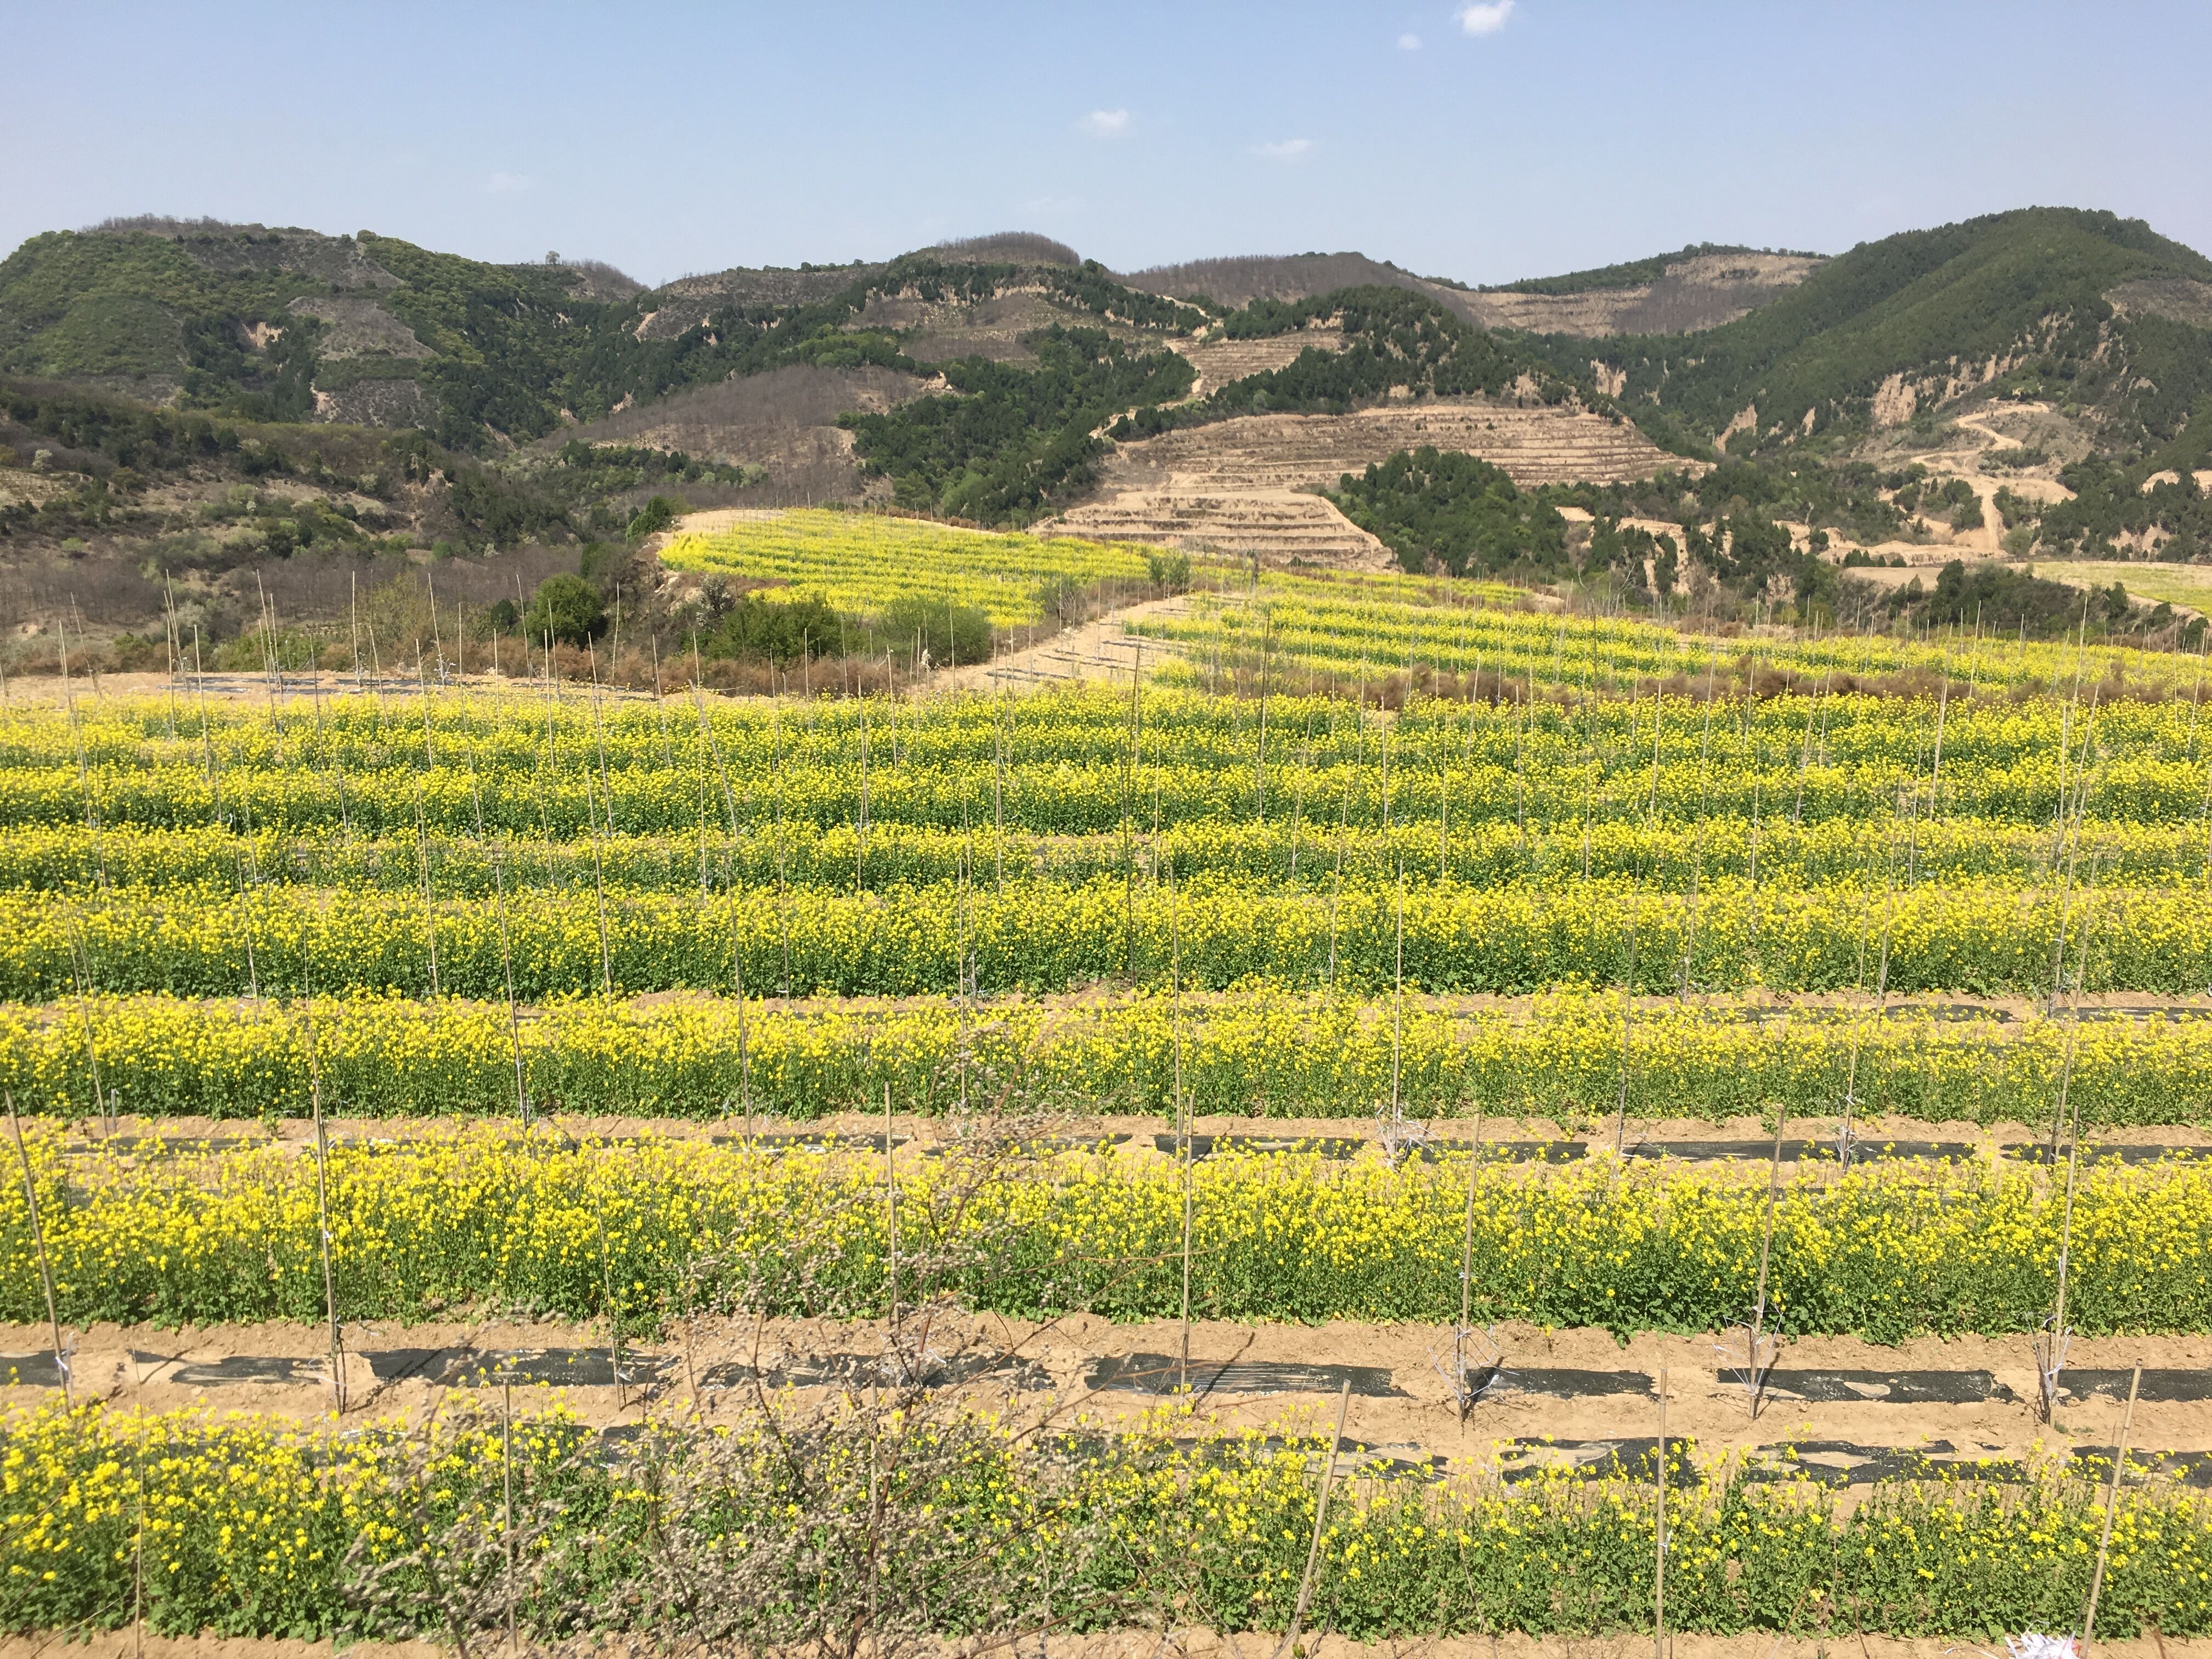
left=523, top=573, right=606, bottom=646
left=877, top=594, right=992, bottom=666
left=626, top=494, right=684, bottom=541
left=703, top=593, right=840, bottom=665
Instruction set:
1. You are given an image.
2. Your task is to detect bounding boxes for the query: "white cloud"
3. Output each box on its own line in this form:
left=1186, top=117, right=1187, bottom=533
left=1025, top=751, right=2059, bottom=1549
left=1397, top=31, right=1423, bottom=49
left=1251, top=138, right=1313, bottom=161
left=486, top=171, right=529, bottom=194
left=1078, top=108, right=1130, bottom=138
left=1455, top=0, right=1515, bottom=35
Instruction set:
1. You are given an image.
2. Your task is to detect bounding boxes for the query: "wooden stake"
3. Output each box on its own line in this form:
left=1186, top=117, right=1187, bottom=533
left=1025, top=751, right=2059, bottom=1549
left=1276, top=1379, right=1352, bottom=1659
left=1654, top=1366, right=1669, bottom=1659
left=132, top=1434, right=145, bottom=1659
left=2081, top=1364, right=2142, bottom=1656
left=884, top=1081, right=900, bottom=1372
left=503, top=1375, right=518, bottom=1657
left=1172, top=863, right=1193, bottom=1391
left=1745, top=1109, right=1787, bottom=1416
left=1455, top=1102, right=1486, bottom=1425
left=7, top=1093, right=69, bottom=1406
left=303, top=998, right=346, bottom=1414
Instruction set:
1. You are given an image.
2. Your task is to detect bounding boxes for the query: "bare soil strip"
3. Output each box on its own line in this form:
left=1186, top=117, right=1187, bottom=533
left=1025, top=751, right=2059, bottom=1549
left=12, top=1315, right=2205, bottom=1485
left=63, top=1109, right=2212, bottom=1161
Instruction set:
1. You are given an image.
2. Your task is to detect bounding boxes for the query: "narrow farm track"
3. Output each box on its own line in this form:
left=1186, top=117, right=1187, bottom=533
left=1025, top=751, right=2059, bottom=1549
left=9, top=1313, right=2204, bottom=1488
left=935, top=594, right=1197, bottom=692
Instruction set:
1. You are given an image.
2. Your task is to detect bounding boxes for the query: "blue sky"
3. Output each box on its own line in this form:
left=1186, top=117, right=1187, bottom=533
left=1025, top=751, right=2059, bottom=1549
left=8, top=1, right=2209, bottom=286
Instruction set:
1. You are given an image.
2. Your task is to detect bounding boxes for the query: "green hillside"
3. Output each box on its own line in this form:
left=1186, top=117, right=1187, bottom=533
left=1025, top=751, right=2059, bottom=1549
left=0, top=225, right=1205, bottom=457
left=1530, top=208, right=2212, bottom=466
left=1479, top=241, right=1807, bottom=296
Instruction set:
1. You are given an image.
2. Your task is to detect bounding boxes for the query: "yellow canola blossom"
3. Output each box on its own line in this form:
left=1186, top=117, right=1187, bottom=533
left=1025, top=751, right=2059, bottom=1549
left=6, top=1127, right=2210, bottom=1339
left=3, top=1399, right=2209, bottom=1641
left=2, top=989, right=2208, bottom=1127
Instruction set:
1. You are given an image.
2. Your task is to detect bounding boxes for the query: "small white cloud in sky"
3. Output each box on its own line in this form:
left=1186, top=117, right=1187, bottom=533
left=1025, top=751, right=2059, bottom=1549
left=1456, top=1, right=1515, bottom=35
left=1397, top=31, right=1423, bottom=49
left=1079, top=108, right=1130, bottom=138
left=1252, top=138, right=1313, bottom=161
left=486, top=171, right=529, bottom=193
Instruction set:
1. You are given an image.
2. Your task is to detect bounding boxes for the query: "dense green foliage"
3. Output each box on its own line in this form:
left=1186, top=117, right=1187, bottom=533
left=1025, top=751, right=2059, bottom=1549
left=523, top=573, right=605, bottom=645
left=1328, top=447, right=1571, bottom=578
left=0, top=377, right=753, bottom=555
left=2035, top=457, right=2212, bottom=560
left=842, top=326, right=1193, bottom=522
left=1116, top=287, right=1573, bottom=443
left=0, top=231, right=1206, bottom=459
left=699, top=591, right=842, bottom=665
left=1860, top=557, right=2200, bottom=644
left=875, top=593, right=993, bottom=665
left=1517, top=209, right=2212, bottom=465
left=0, top=231, right=326, bottom=414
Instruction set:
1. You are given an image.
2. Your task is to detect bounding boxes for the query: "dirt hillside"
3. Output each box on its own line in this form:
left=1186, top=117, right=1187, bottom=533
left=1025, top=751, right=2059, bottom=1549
left=1048, top=400, right=1686, bottom=565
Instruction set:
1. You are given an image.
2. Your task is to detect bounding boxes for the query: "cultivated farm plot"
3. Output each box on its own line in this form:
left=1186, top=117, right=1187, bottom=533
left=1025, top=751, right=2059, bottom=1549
left=661, top=505, right=1157, bottom=626
left=2038, top=558, right=2212, bottom=618
left=1049, top=399, right=1690, bottom=565
left=1167, top=324, right=1345, bottom=397
left=7, top=515, right=2212, bottom=1646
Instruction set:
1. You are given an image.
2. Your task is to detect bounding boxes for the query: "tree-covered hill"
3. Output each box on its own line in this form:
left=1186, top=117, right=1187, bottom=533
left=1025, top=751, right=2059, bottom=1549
left=1522, top=208, right=2212, bottom=472
left=0, top=224, right=1205, bottom=458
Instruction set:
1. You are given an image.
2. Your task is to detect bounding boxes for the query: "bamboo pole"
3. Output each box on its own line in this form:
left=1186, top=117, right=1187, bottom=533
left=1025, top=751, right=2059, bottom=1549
left=303, top=995, right=346, bottom=1414
left=2081, top=1364, right=2142, bottom=1655
left=1454, top=1101, right=1486, bottom=1425
left=884, top=1080, right=900, bottom=1375
left=503, top=1376, right=518, bottom=1657
left=1172, top=862, right=1193, bottom=1391
left=7, top=1093, right=69, bottom=1406
left=1654, top=1367, right=1669, bottom=1659
left=1743, top=1109, right=1787, bottom=1417
left=1276, top=1379, right=1352, bottom=1659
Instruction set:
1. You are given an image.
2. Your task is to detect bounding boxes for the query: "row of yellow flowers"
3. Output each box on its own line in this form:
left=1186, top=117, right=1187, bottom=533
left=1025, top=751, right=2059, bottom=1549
left=9, top=815, right=2212, bottom=895
left=4, top=681, right=2208, bottom=836
left=2, top=879, right=2204, bottom=1000
left=2, top=989, right=2204, bottom=1127
left=7, top=1127, right=2209, bottom=1339
left=3, top=1399, right=2206, bottom=1640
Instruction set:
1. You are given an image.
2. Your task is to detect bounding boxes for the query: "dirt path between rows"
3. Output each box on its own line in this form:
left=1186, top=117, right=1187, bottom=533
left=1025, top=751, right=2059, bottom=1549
left=9, top=1312, right=2202, bottom=1479
left=933, top=594, right=1196, bottom=694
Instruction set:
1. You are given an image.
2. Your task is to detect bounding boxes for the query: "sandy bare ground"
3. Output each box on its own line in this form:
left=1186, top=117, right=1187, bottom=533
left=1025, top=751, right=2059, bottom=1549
left=7, top=1309, right=2200, bottom=1480
left=933, top=596, right=1197, bottom=693
left=1169, top=326, right=1345, bottom=400
left=1456, top=252, right=1827, bottom=337
left=57, top=1100, right=2212, bottom=1161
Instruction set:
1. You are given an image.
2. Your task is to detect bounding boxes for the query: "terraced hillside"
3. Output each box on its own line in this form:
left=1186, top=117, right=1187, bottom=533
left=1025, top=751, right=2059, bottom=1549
left=1458, top=249, right=1825, bottom=335
left=1167, top=323, right=1344, bottom=396
left=1122, top=247, right=1824, bottom=337
left=1049, top=399, right=1686, bottom=561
